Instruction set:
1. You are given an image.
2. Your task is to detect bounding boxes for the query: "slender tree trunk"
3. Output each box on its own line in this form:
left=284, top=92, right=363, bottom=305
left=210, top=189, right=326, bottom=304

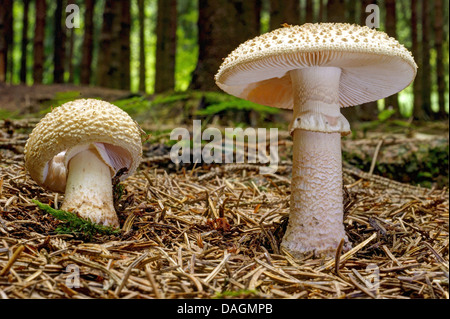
left=346, top=0, right=357, bottom=23
left=421, top=0, right=433, bottom=119
left=269, top=0, right=299, bottom=30
left=384, top=0, right=399, bottom=114
left=0, top=0, right=12, bottom=83
left=53, top=0, right=66, bottom=83
left=434, top=0, right=447, bottom=119
left=66, top=0, right=75, bottom=83
left=355, top=0, right=379, bottom=121
left=138, top=0, right=146, bottom=93
left=305, top=0, right=314, bottom=23
left=411, top=0, right=423, bottom=120
left=0, top=0, right=7, bottom=83
left=154, top=0, right=177, bottom=93
left=326, top=0, right=346, bottom=22
left=318, top=0, right=325, bottom=22
left=20, top=0, right=30, bottom=84
left=5, top=0, right=12, bottom=83
left=190, top=0, right=261, bottom=91
left=97, top=0, right=121, bottom=89
left=80, top=0, right=94, bottom=85
left=33, top=0, right=46, bottom=84
left=119, top=0, right=131, bottom=90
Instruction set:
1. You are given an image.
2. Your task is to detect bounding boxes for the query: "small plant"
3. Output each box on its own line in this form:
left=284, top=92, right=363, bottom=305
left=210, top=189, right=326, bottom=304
left=40, top=91, right=83, bottom=113
left=33, top=200, right=120, bottom=239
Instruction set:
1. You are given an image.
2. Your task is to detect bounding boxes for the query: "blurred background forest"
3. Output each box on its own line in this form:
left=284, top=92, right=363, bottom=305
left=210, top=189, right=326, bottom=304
left=0, top=0, right=448, bottom=122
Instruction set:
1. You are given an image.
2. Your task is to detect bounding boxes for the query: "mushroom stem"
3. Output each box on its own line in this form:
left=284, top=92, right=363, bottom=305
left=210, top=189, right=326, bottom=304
left=61, top=146, right=119, bottom=227
left=282, top=66, right=350, bottom=257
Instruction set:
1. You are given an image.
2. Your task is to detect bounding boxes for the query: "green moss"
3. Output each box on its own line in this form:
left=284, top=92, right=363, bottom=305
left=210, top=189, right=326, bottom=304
left=33, top=200, right=120, bottom=240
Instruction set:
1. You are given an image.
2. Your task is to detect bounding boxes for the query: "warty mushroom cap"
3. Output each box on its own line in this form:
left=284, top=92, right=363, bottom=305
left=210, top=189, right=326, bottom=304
left=24, top=98, right=143, bottom=192
left=215, top=23, right=417, bottom=110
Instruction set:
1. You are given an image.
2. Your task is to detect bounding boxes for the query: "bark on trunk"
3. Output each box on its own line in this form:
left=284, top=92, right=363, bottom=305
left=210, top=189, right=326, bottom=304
left=434, top=0, right=447, bottom=119
left=20, top=0, right=30, bottom=83
left=269, top=0, right=299, bottom=30
left=53, top=0, right=66, bottom=84
left=138, top=0, right=146, bottom=92
left=154, top=0, right=177, bottom=93
left=80, top=0, right=95, bottom=85
left=33, top=0, right=47, bottom=84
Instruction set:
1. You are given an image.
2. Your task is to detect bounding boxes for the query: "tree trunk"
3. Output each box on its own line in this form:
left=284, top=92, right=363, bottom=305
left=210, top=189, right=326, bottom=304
left=119, top=0, right=131, bottom=90
left=53, top=0, right=66, bottom=83
left=326, top=0, right=346, bottom=22
left=305, top=0, right=314, bottom=23
left=355, top=0, right=379, bottom=121
left=434, top=0, right=447, bottom=119
left=384, top=0, right=399, bottom=114
left=33, top=0, right=46, bottom=84
left=318, top=0, right=325, bottom=22
left=66, top=0, right=75, bottom=83
left=411, top=0, right=423, bottom=120
left=97, top=0, right=121, bottom=89
left=20, top=0, right=30, bottom=84
left=269, top=0, right=299, bottom=30
left=0, top=0, right=12, bottom=83
left=138, top=0, right=146, bottom=93
left=190, top=0, right=261, bottom=91
left=420, top=0, right=433, bottom=119
left=154, top=0, right=177, bottom=93
left=80, top=0, right=95, bottom=85
left=346, top=0, right=357, bottom=24
left=0, top=0, right=7, bottom=83
left=5, top=0, right=12, bottom=83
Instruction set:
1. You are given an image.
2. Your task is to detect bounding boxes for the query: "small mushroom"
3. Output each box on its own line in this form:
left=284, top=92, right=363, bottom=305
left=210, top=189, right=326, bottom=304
left=24, top=99, right=143, bottom=227
left=215, top=23, right=417, bottom=257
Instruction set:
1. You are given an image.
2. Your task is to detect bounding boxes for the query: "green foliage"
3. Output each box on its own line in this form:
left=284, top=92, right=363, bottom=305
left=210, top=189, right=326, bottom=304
left=0, top=109, right=20, bottom=120
left=343, top=141, right=449, bottom=188
left=33, top=200, right=120, bottom=239
left=112, top=95, right=151, bottom=115
left=377, top=108, right=396, bottom=121
left=195, top=91, right=279, bottom=121
left=354, top=109, right=414, bottom=139
left=40, top=91, right=83, bottom=113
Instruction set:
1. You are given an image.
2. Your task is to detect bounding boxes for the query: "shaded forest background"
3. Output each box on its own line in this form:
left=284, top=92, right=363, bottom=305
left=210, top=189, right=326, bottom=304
left=0, top=0, right=448, bottom=121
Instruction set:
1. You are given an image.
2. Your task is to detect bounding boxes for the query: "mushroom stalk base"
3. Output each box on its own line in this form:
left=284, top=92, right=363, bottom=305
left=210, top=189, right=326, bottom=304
left=282, top=66, right=350, bottom=257
left=282, top=130, right=349, bottom=257
left=61, top=147, right=119, bottom=227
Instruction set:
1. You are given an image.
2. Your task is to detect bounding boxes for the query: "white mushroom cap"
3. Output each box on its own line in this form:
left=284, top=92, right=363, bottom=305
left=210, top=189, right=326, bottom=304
left=215, top=23, right=417, bottom=110
left=24, top=99, right=143, bottom=193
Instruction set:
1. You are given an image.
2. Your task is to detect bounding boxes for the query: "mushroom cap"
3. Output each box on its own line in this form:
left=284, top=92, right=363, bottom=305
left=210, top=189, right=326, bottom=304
left=24, top=99, right=143, bottom=192
left=215, top=23, right=417, bottom=109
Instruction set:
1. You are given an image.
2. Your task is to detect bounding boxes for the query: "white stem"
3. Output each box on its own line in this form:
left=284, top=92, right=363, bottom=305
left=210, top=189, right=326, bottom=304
left=282, top=67, right=350, bottom=257
left=61, top=146, right=119, bottom=227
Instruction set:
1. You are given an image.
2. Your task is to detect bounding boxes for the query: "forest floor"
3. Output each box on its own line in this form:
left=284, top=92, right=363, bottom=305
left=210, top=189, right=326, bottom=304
left=0, top=84, right=448, bottom=299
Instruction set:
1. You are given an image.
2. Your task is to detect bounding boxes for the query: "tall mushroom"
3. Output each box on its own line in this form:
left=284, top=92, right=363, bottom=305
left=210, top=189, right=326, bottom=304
left=24, top=99, right=143, bottom=227
left=215, top=23, right=417, bottom=257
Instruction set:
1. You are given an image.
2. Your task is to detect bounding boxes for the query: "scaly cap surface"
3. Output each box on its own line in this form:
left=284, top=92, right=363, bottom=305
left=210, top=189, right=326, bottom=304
left=24, top=99, right=143, bottom=192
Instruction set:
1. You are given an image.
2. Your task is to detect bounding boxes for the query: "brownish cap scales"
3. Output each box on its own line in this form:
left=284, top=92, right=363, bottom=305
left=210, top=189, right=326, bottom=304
left=24, top=98, right=143, bottom=192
